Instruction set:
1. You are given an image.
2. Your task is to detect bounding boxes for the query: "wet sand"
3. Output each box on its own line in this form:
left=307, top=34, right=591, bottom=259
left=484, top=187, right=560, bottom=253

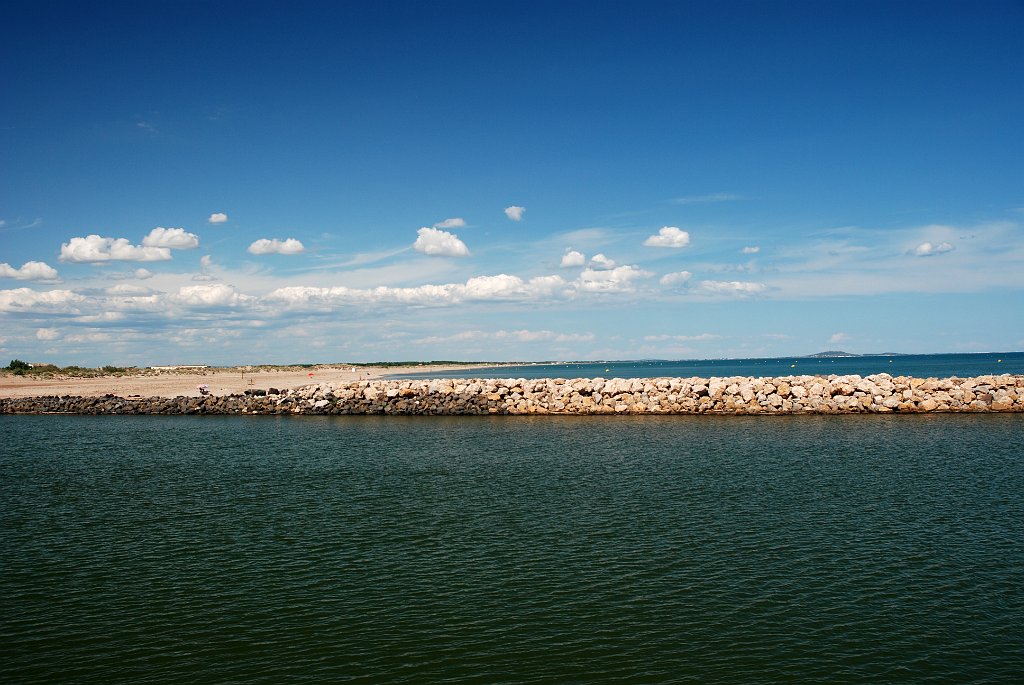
left=0, top=364, right=493, bottom=399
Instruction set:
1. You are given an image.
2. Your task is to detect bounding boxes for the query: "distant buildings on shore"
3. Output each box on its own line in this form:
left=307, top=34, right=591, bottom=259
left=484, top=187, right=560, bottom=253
left=149, top=365, right=209, bottom=370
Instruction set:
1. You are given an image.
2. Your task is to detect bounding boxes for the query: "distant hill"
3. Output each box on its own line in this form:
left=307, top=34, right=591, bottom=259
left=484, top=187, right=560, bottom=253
left=805, top=350, right=860, bottom=358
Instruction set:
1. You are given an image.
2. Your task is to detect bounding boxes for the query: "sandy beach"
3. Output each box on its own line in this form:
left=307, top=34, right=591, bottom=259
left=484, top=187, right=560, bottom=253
left=0, top=364, right=491, bottom=400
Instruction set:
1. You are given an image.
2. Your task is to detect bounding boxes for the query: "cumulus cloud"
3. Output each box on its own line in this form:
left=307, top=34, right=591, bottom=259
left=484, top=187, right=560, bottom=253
left=208, top=212, right=228, bottom=224
left=60, top=235, right=171, bottom=263
left=248, top=238, right=305, bottom=255
left=590, top=253, right=616, bottom=269
left=412, top=227, right=469, bottom=257
left=659, top=271, right=692, bottom=287
left=105, top=284, right=154, bottom=296
left=560, top=249, right=586, bottom=268
left=192, top=255, right=217, bottom=280
left=173, top=283, right=252, bottom=307
left=829, top=332, right=850, bottom=344
left=107, top=268, right=154, bottom=281
left=912, top=241, right=955, bottom=257
left=578, top=265, right=653, bottom=292
left=694, top=280, right=767, bottom=295
left=504, top=206, right=525, bottom=221
left=142, top=227, right=199, bottom=249
left=433, top=218, right=466, bottom=229
left=420, top=329, right=595, bottom=345
left=265, top=274, right=570, bottom=310
left=0, top=261, right=60, bottom=281
left=0, top=288, right=86, bottom=312
left=741, top=246, right=760, bottom=254
left=644, top=226, right=691, bottom=248
left=36, top=327, right=60, bottom=340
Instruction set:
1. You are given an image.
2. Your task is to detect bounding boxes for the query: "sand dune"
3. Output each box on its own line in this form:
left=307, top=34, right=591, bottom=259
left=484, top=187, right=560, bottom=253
left=0, top=364, right=487, bottom=399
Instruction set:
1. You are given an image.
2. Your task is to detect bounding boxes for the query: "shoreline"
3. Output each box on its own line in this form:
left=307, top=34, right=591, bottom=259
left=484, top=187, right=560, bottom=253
left=0, top=363, right=495, bottom=400
left=3, top=373, right=1021, bottom=415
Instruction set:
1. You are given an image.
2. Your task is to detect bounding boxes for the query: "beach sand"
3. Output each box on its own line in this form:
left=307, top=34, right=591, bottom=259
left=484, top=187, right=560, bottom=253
left=0, top=364, right=490, bottom=399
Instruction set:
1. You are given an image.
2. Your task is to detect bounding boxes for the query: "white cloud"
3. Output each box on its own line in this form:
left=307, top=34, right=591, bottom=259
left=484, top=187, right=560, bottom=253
left=463, top=274, right=529, bottom=299
left=578, top=265, right=653, bottom=292
left=60, top=235, right=171, bottom=263
left=644, top=333, right=719, bottom=342
left=65, top=332, right=113, bottom=343
left=590, top=253, right=616, bottom=269
left=142, top=227, right=199, bottom=249
left=264, top=273, right=571, bottom=310
left=912, top=241, right=955, bottom=257
left=74, top=312, right=126, bottom=323
left=0, top=288, right=86, bottom=312
left=208, top=212, right=228, bottom=224
left=560, top=249, right=586, bottom=268
left=106, top=268, right=154, bottom=280
left=659, top=271, right=692, bottom=287
left=105, top=284, right=154, bottom=296
left=412, top=227, right=469, bottom=257
left=173, top=284, right=253, bottom=307
left=644, top=226, right=691, bottom=248
left=200, top=255, right=213, bottom=269
left=527, top=275, right=572, bottom=297
left=504, top=206, right=525, bottom=221
left=36, top=328, right=60, bottom=340
left=741, top=246, right=760, bottom=254
left=419, top=329, right=594, bottom=345
left=694, top=280, right=767, bottom=295
left=248, top=238, right=305, bottom=255
left=433, top=218, right=466, bottom=229
left=672, top=193, right=740, bottom=205
left=829, top=332, right=850, bottom=344
left=0, top=261, right=60, bottom=281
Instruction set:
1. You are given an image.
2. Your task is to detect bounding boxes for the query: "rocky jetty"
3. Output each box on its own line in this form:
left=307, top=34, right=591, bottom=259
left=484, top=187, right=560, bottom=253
left=2, top=374, right=1022, bottom=416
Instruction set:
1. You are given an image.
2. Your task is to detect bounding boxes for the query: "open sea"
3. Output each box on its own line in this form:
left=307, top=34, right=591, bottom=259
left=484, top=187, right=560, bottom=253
left=393, top=351, right=1024, bottom=380
left=2, top=410, right=1022, bottom=683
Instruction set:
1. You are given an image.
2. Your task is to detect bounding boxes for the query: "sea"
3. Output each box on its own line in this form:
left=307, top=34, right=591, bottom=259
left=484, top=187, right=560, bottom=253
left=391, top=351, right=1024, bottom=380
left=2, top=354, right=1023, bottom=683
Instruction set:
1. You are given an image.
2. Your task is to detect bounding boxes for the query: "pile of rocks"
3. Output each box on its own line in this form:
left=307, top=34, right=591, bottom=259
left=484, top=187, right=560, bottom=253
left=2, top=373, right=1022, bottom=415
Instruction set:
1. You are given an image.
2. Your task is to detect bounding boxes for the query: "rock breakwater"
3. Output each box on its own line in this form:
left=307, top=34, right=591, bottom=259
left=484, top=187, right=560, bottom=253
left=2, top=374, right=1022, bottom=415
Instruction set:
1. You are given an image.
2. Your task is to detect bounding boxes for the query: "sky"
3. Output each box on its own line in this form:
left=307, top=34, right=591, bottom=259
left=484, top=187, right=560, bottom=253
left=2, top=0, right=1023, bottom=366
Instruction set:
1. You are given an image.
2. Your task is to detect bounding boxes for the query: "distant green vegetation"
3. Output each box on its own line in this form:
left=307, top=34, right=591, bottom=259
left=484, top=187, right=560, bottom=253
left=2, top=359, right=497, bottom=378
left=4, top=360, right=135, bottom=378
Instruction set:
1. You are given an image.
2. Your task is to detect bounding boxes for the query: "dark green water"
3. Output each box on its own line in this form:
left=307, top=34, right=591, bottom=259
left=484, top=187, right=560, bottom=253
left=2, top=415, right=1022, bottom=683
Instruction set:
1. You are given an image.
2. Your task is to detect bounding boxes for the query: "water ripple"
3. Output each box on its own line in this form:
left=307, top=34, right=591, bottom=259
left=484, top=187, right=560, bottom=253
left=2, top=414, right=1022, bottom=683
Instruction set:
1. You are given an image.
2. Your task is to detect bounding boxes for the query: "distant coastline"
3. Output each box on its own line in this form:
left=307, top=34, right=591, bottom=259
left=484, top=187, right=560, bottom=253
left=3, top=352, right=1021, bottom=400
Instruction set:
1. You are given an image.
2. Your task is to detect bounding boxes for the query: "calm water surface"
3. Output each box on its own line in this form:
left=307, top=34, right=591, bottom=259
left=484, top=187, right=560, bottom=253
left=2, top=414, right=1022, bottom=683
left=394, top=352, right=1024, bottom=380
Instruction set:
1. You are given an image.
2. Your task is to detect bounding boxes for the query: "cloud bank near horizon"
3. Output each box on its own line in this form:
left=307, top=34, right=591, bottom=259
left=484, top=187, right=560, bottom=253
left=3, top=216, right=1022, bottom=364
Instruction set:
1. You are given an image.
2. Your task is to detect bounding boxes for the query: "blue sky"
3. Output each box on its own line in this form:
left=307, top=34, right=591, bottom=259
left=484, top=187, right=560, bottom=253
left=2, top=0, right=1022, bottom=365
